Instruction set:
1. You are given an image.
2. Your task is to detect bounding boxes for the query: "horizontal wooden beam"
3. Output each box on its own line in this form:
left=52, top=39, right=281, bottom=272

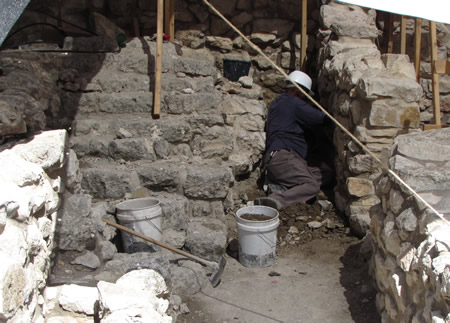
left=424, top=124, right=450, bottom=130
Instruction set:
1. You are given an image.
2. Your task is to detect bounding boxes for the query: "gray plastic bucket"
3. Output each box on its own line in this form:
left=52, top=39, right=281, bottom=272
left=236, top=205, right=279, bottom=267
left=115, top=198, right=162, bottom=253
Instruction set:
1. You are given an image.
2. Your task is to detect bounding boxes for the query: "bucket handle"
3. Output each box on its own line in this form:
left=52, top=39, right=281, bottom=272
left=131, top=216, right=162, bottom=235
left=144, top=217, right=162, bottom=234
left=255, top=231, right=277, bottom=249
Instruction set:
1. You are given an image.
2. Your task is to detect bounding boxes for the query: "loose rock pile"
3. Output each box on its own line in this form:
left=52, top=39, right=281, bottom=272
left=277, top=198, right=349, bottom=247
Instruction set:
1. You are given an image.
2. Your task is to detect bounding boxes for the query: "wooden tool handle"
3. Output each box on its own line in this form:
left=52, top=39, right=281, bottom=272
left=102, top=218, right=216, bottom=268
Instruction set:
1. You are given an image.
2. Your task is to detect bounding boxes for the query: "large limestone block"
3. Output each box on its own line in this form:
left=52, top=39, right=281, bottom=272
left=190, top=125, right=233, bottom=159
left=78, top=92, right=154, bottom=114
left=185, top=218, right=227, bottom=262
left=104, top=252, right=171, bottom=284
left=0, top=223, right=27, bottom=265
left=190, top=200, right=224, bottom=219
left=325, top=46, right=381, bottom=77
left=0, top=257, right=26, bottom=320
left=81, top=166, right=139, bottom=199
left=320, top=2, right=378, bottom=39
left=164, top=92, right=217, bottom=115
left=57, top=211, right=96, bottom=252
left=228, top=128, right=265, bottom=175
left=205, top=36, right=233, bottom=53
left=325, top=37, right=377, bottom=58
left=0, top=152, right=59, bottom=220
left=389, top=155, right=450, bottom=192
left=348, top=153, right=380, bottom=174
left=135, top=160, right=182, bottom=192
left=347, top=177, right=375, bottom=197
left=220, top=96, right=266, bottom=121
left=97, top=270, right=171, bottom=323
left=347, top=203, right=372, bottom=238
left=357, top=72, right=423, bottom=103
left=368, top=99, right=420, bottom=128
left=175, top=29, right=206, bottom=49
left=0, top=88, right=49, bottom=135
left=87, top=71, right=151, bottom=93
left=103, top=40, right=179, bottom=73
left=153, top=193, right=189, bottom=231
left=109, top=138, right=156, bottom=161
left=340, top=56, right=384, bottom=90
left=155, top=118, right=192, bottom=143
left=169, top=260, right=208, bottom=296
left=70, top=136, right=110, bottom=158
left=173, top=57, right=216, bottom=77
left=184, top=164, right=233, bottom=199
left=381, top=54, right=416, bottom=80
left=59, top=284, right=98, bottom=315
left=162, top=75, right=215, bottom=93
left=116, top=268, right=168, bottom=296
left=393, top=127, right=450, bottom=162
left=0, top=100, right=26, bottom=136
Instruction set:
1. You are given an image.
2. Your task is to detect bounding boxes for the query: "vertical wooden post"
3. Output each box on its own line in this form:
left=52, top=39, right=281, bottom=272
left=164, top=0, right=175, bottom=41
left=133, top=17, right=140, bottom=37
left=154, top=0, right=164, bottom=118
left=429, top=20, right=441, bottom=126
left=400, top=15, right=407, bottom=54
left=387, top=13, right=394, bottom=53
left=414, top=18, right=422, bottom=82
left=300, top=0, right=307, bottom=70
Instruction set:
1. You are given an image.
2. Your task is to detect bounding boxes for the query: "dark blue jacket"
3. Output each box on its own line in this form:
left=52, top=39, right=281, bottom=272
left=265, top=93, right=325, bottom=159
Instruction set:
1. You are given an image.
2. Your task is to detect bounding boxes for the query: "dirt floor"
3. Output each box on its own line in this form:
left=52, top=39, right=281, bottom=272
left=179, top=186, right=381, bottom=323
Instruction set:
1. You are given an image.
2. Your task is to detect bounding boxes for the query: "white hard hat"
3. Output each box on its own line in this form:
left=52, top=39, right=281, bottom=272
left=286, top=70, right=313, bottom=94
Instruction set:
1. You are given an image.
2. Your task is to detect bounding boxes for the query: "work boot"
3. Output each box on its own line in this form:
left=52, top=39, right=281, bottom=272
left=254, top=197, right=282, bottom=210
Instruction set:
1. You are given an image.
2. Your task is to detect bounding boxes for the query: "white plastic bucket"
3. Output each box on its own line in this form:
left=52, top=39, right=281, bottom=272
left=235, top=205, right=279, bottom=267
left=115, top=198, right=162, bottom=253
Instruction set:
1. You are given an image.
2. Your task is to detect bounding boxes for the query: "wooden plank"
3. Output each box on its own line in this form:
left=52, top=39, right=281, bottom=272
left=400, top=15, right=407, bottom=54
left=133, top=17, right=140, bottom=37
left=424, top=124, right=449, bottom=130
left=166, top=0, right=175, bottom=41
left=300, top=0, right=307, bottom=70
left=429, top=21, right=441, bottom=126
left=387, top=13, right=394, bottom=53
left=414, top=18, right=422, bottom=82
left=435, top=60, right=450, bottom=75
left=153, top=0, right=164, bottom=118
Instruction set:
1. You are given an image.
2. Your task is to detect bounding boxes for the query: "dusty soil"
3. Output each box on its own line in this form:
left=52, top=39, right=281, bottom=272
left=179, top=186, right=380, bottom=323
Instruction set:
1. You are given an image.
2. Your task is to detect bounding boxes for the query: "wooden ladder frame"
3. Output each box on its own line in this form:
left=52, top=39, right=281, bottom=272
left=424, top=21, right=450, bottom=130
left=387, top=14, right=449, bottom=130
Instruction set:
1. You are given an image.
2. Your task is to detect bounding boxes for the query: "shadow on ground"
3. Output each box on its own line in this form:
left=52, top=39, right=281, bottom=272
left=339, top=241, right=380, bottom=323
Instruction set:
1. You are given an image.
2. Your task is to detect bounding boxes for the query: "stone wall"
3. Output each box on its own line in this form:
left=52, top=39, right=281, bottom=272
left=376, top=14, right=450, bottom=125
left=316, top=2, right=424, bottom=237
left=2, top=0, right=324, bottom=105
left=370, top=128, right=450, bottom=322
left=0, top=130, right=66, bottom=321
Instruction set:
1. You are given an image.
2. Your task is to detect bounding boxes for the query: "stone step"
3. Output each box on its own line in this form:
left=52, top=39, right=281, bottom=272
left=88, top=39, right=216, bottom=78
left=77, top=91, right=153, bottom=114
left=79, top=158, right=234, bottom=201
left=84, top=71, right=215, bottom=94
left=72, top=113, right=192, bottom=142
left=76, top=88, right=218, bottom=115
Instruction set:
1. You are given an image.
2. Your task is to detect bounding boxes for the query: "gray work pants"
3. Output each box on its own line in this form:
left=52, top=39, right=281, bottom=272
left=264, top=149, right=321, bottom=209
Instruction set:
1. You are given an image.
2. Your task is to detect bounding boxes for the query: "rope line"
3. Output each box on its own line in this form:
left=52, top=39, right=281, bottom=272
left=202, top=0, right=449, bottom=226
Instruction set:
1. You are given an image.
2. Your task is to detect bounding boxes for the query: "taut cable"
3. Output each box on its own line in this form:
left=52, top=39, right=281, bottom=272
left=202, top=0, right=449, bottom=226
